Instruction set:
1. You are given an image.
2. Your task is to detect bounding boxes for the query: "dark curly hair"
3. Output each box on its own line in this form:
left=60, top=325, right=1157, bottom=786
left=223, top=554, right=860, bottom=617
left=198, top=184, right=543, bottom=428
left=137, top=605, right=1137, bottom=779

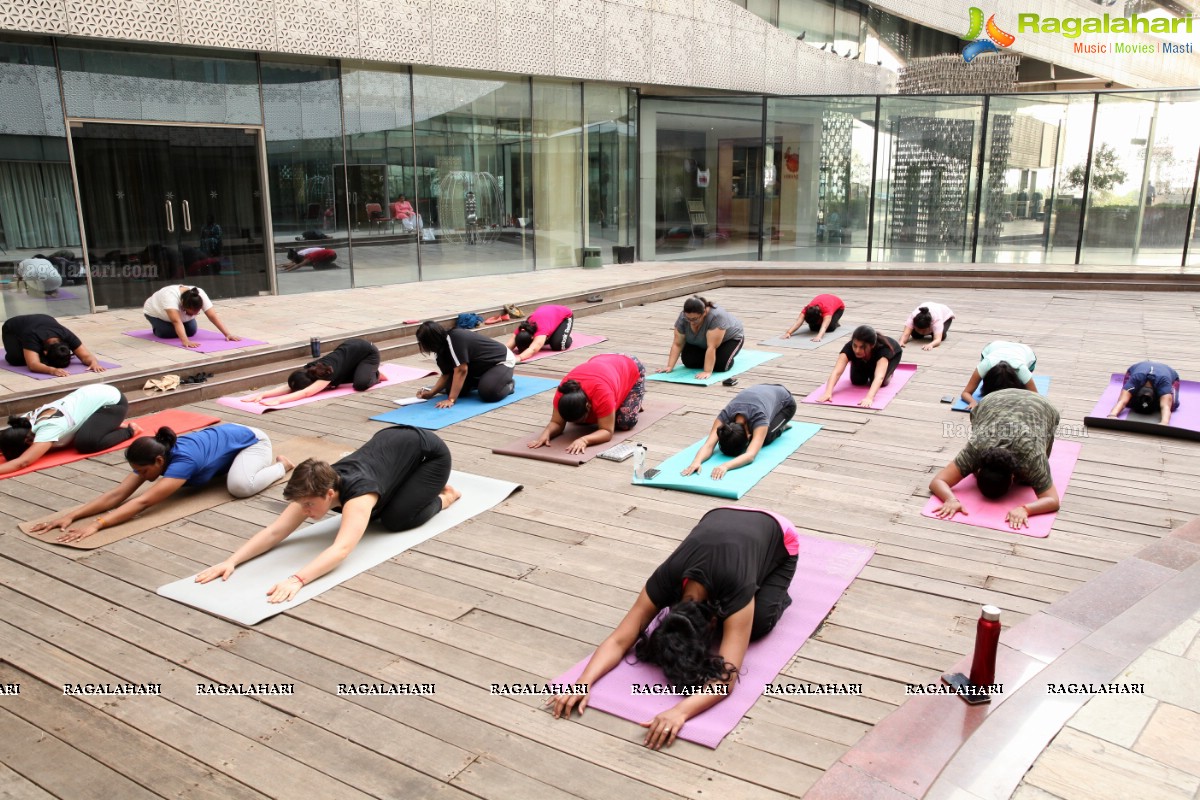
left=975, top=447, right=1019, bottom=499
left=981, top=362, right=1025, bottom=396
left=633, top=601, right=737, bottom=690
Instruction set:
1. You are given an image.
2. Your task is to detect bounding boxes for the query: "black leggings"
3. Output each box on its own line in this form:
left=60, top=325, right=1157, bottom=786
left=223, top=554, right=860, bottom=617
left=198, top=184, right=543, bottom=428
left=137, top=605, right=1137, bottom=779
left=850, top=350, right=903, bottom=386
left=351, top=348, right=382, bottom=392
left=763, top=395, right=797, bottom=447
left=465, top=362, right=516, bottom=403
left=74, top=394, right=133, bottom=454
left=546, top=315, right=573, bottom=351
left=375, top=430, right=453, bottom=532
left=751, top=555, right=798, bottom=641
left=808, top=306, right=844, bottom=333
left=913, top=317, right=953, bottom=340
left=2, top=330, right=27, bottom=365
left=681, top=337, right=744, bottom=373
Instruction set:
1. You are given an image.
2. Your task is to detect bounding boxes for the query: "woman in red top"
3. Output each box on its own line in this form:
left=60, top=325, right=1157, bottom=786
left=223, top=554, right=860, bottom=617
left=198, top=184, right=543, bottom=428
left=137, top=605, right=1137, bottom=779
left=782, top=293, right=844, bottom=343
left=529, top=354, right=645, bottom=454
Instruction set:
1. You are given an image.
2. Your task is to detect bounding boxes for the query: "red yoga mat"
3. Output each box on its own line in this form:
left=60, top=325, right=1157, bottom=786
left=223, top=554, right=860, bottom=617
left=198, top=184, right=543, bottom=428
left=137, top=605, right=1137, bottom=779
left=0, top=408, right=220, bottom=480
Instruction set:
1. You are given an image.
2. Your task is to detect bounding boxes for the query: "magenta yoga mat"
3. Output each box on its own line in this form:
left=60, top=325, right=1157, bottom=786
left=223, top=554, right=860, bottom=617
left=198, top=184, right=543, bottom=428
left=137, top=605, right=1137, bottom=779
left=1084, top=373, right=1200, bottom=441
left=0, top=355, right=121, bottom=380
left=215, top=363, right=436, bottom=414
left=920, top=440, right=1083, bottom=538
left=802, top=363, right=917, bottom=410
left=518, top=333, right=609, bottom=364
left=553, top=535, right=875, bottom=748
left=123, top=328, right=267, bottom=353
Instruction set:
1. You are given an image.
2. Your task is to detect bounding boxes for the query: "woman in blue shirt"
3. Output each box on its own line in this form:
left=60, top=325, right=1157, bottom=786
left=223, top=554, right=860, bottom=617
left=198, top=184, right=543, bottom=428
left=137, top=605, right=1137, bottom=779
left=31, top=423, right=292, bottom=543
left=1108, top=360, right=1181, bottom=425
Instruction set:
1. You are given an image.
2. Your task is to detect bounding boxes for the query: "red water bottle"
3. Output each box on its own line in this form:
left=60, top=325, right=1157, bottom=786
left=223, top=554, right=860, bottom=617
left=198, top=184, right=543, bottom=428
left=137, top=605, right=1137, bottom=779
left=968, top=605, right=1002, bottom=690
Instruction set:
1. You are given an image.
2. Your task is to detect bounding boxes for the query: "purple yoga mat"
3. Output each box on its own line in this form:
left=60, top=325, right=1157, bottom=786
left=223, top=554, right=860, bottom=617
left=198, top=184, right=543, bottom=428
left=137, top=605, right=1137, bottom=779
left=554, top=534, right=875, bottom=748
left=43, top=289, right=82, bottom=301
left=802, top=363, right=918, bottom=410
left=518, top=333, right=609, bottom=364
left=920, top=440, right=1083, bottom=538
left=0, top=353, right=121, bottom=380
left=123, top=328, right=267, bottom=353
left=215, top=363, right=436, bottom=414
left=1083, top=373, right=1200, bottom=441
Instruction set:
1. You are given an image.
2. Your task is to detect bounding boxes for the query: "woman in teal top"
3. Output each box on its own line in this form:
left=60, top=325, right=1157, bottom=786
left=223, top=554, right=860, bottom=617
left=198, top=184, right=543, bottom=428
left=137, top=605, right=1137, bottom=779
left=0, top=384, right=135, bottom=474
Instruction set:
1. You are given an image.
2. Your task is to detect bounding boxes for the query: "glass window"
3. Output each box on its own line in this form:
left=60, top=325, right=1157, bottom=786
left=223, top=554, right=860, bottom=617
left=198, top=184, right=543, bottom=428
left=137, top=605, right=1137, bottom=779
left=585, top=85, right=636, bottom=250
left=533, top=79, right=582, bottom=268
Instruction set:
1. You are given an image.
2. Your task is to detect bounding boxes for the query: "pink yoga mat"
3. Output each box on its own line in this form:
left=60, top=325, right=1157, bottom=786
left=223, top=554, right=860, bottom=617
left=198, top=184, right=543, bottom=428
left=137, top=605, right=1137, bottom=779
left=518, top=333, right=609, bottom=364
left=554, top=535, right=874, bottom=748
left=1084, top=373, right=1200, bottom=441
left=0, top=354, right=121, bottom=380
left=123, top=328, right=267, bottom=353
left=491, top=399, right=682, bottom=464
left=920, top=440, right=1083, bottom=538
left=802, top=363, right=917, bottom=409
left=215, top=363, right=436, bottom=414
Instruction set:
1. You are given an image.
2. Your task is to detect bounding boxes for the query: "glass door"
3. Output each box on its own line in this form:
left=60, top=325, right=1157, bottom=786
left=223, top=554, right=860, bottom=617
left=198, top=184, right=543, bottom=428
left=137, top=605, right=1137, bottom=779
left=70, top=122, right=269, bottom=309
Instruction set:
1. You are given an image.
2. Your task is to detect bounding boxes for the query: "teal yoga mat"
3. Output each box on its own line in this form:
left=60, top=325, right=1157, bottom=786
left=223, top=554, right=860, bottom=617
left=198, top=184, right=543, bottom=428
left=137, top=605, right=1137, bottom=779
left=632, top=422, right=821, bottom=499
left=370, top=376, right=559, bottom=430
left=951, top=374, right=1052, bottom=412
left=645, top=349, right=781, bottom=386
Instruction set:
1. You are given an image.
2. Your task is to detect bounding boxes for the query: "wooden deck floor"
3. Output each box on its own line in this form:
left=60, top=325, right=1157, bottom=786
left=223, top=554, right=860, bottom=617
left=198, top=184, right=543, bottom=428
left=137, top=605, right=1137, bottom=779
left=3, top=286, right=1200, bottom=799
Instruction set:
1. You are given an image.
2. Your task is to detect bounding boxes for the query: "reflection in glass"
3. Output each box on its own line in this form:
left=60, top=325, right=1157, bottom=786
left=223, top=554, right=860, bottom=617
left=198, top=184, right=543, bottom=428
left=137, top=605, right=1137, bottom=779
left=533, top=79, right=582, bottom=268
left=584, top=85, right=635, bottom=250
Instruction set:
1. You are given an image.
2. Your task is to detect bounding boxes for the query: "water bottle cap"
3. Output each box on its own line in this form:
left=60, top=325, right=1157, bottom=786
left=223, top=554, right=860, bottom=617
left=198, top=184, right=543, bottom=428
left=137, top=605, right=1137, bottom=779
left=981, top=605, right=1001, bottom=621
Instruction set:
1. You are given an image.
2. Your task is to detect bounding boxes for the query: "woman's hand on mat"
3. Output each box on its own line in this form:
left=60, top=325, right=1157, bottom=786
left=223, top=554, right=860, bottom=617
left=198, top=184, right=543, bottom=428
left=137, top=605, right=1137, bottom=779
left=267, top=575, right=303, bottom=603
left=857, top=396, right=875, bottom=408
left=934, top=498, right=966, bottom=519
left=242, top=393, right=264, bottom=403
left=681, top=462, right=702, bottom=476
left=225, top=334, right=242, bottom=342
left=780, top=331, right=792, bottom=339
left=528, top=433, right=552, bottom=449
left=58, top=522, right=101, bottom=543
left=566, top=437, right=590, bottom=455
left=86, top=363, right=107, bottom=373
left=435, top=398, right=456, bottom=409
left=196, top=561, right=236, bottom=583
left=810, top=335, right=823, bottom=343
left=30, top=516, right=73, bottom=534
left=921, top=343, right=936, bottom=351
left=49, top=367, right=70, bottom=377
left=549, top=691, right=589, bottom=719
left=1006, top=506, right=1030, bottom=530
left=816, top=391, right=833, bottom=403
left=641, top=708, right=687, bottom=750
left=695, top=371, right=712, bottom=380
left=260, top=398, right=282, bottom=407
left=710, top=465, right=729, bottom=480
left=181, top=340, right=201, bottom=349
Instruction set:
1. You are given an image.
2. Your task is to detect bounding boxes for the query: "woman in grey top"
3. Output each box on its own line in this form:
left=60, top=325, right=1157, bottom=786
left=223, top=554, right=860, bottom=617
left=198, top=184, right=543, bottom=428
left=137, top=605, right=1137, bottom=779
left=682, top=384, right=796, bottom=479
left=659, top=296, right=745, bottom=380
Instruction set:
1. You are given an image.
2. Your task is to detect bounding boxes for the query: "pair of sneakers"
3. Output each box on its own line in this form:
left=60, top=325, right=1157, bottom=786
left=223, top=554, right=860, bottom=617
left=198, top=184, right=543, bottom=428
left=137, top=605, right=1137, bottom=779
left=181, top=371, right=215, bottom=384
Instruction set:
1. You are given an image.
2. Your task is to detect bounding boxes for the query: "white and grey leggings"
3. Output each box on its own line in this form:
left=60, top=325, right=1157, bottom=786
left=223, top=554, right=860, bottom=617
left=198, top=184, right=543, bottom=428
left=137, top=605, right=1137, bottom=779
left=225, top=427, right=286, bottom=498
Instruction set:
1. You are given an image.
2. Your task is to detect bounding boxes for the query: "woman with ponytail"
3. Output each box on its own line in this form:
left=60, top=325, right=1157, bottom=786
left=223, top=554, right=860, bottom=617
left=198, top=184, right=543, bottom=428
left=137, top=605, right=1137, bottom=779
left=958, top=340, right=1038, bottom=411
left=898, top=301, right=954, bottom=350
left=660, top=296, right=745, bottom=380
left=505, top=305, right=574, bottom=362
left=815, top=324, right=904, bottom=407
left=550, top=507, right=799, bottom=749
left=413, top=320, right=515, bottom=407
left=30, top=423, right=292, bottom=543
left=0, top=384, right=136, bottom=474
left=242, top=338, right=381, bottom=406
left=782, top=293, right=844, bottom=342
left=142, top=284, right=240, bottom=348
left=530, top=353, right=645, bottom=454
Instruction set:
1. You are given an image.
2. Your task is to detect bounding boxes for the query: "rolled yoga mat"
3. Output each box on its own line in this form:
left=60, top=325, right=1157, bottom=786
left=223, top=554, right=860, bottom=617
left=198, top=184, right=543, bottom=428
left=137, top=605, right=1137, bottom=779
left=123, top=328, right=267, bottom=353
left=645, top=349, right=780, bottom=386
left=920, top=439, right=1083, bottom=539
left=20, top=437, right=346, bottom=549
left=156, top=471, right=522, bottom=625
left=0, top=408, right=219, bottom=480
left=370, top=376, right=560, bottom=430
left=518, top=333, right=609, bottom=364
left=1083, top=374, right=1200, bottom=442
left=491, top=398, right=683, bottom=465
left=758, top=324, right=853, bottom=351
left=632, top=422, right=822, bottom=499
left=216, top=363, right=436, bottom=415
left=952, top=375, right=1052, bottom=412
left=802, top=363, right=918, bottom=410
left=0, top=355, right=121, bottom=380
left=554, top=533, right=875, bottom=748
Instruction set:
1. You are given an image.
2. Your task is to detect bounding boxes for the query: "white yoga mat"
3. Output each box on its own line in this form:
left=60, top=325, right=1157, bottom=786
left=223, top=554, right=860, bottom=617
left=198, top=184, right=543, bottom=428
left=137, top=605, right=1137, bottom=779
left=156, top=471, right=522, bottom=624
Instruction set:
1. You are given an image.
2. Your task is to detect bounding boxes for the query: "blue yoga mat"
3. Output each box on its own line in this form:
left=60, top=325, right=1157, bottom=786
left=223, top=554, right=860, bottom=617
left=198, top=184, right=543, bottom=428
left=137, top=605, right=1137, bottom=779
left=645, top=349, right=781, bottom=386
left=632, top=422, right=822, bottom=499
left=370, top=376, right=560, bottom=430
left=951, top=375, right=1052, bottom=412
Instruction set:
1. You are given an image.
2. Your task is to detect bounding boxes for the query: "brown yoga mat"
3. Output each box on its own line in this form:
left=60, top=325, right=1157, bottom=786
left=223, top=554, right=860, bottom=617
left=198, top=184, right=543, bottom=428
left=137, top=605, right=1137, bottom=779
left=491, top=399, right=683, bottom=465
left=20, top=437, right=350, bottom=549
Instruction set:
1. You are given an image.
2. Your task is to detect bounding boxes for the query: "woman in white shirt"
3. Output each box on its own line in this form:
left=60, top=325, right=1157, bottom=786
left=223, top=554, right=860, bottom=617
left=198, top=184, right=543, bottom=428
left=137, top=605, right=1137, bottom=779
left=898, top=302, right=954, bottom=351
left=143, top=285, right=240, bottom=348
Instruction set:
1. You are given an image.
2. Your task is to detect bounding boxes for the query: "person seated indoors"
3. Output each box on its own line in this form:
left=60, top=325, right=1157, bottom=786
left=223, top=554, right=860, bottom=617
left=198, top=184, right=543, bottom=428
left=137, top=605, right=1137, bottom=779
left=30, top=423, right=292, bottom=543
left=414, top=320, right=515, bottom=407
left=241, top=338, right=381, bottom=407
left=660, top=296, right=745, bottom=380
left=506, top=305, right=574, bottom=362
left=530, top=354, right=645, bottom=455
left=899, top=302, right=955, bottom=351
left=0, top=384, right=138, bottom=475
left=682, top=384, right=796, bottom=480
left=1108, top=360, right=1180, bottom=425
left=195, top=425, right=460, bottom=603
left=279, top=247, right=339, bottom=272
left=391, top=195, right=419, bottom=230
left=930, top=388, right=1061, bottom=530
left=959, top=341, right=1038, bottom=412
left=2, top=313, right=107, bottom=377
left=550, top=507, right=798, bottom=749
left=815, top=325, right=903, bottom=408
left=782, top=293, right=844, bottom=343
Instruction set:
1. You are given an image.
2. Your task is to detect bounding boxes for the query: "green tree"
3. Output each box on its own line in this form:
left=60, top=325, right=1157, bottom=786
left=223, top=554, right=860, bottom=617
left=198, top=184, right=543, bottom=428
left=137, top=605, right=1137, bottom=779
left=1062, top=143, right=1128, bottom=194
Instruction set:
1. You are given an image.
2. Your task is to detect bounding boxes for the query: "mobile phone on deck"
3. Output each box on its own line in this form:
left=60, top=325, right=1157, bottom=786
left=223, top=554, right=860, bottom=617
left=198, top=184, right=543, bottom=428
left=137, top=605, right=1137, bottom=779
left=643, top=468, right=661, bottom=479
left=940, top=395, right=955, bottom=403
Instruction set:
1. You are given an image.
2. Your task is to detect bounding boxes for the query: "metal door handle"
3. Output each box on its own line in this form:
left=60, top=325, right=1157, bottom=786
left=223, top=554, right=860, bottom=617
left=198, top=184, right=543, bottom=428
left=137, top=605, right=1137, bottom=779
left=182, top=199, right=192, bottom=232
left=165, top=200, right=175, bottom=233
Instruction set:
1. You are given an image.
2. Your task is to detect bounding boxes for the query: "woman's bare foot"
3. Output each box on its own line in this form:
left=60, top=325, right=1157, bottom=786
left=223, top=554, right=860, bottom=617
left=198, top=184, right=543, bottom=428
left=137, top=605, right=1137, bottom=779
left=277, top=455, right=296, bottom=472
left=439, top=485, right=462, bottom=509
left=126, top=422, right=145, bottom=439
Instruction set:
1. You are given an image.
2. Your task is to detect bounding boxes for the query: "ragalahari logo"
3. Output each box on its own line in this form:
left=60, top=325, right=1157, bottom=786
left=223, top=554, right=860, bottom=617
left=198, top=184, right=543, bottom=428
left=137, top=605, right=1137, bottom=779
left=962, top=8, right=1016, bottom=62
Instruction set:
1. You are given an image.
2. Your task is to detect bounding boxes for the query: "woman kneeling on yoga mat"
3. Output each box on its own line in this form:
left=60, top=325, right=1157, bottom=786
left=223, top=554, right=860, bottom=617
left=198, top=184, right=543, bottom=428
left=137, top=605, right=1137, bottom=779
left=782, top=293, right=844, bottom=342
left=660, top=296, right=744, bottom=380
left=898, top=302, right=954, bottom=351
left=1, top=384, right=137, bottom=474
left=414, top=321, right=515, bottom=407
left=3, top=313, right=107, bottom=376
left=815, top=325, right=903, bottom=408
left=551, top=506, right=798, bottom=749
left=242, top=338, right=381, bottom=406
left=1108, top=360, right=1180, bottom=425
left=506, top=305, right=574, bottom=362
left=143, top=285, right=241, bottom=348
left=30, top=424, right=292, bottom=543
left=530, top=354, right=645, bottom=454
left=682, top=384, right=796, bottom=480
left=194, top=426, right=460, bottom=603
left=959, top=341, right=1038, bottom=412
left=930, top=389, right=1062, bottom=530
